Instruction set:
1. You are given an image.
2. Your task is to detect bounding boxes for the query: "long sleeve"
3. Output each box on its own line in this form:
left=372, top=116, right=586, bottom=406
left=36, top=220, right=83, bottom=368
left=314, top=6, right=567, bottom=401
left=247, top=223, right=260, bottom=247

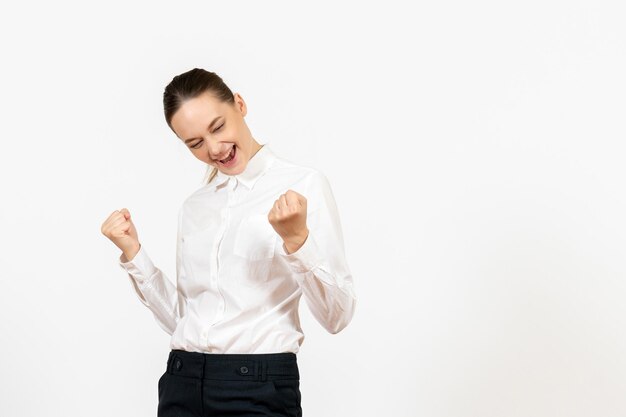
left=118, top=206, right=186, bottom=335
left=278, top=170, right=357, bottom=334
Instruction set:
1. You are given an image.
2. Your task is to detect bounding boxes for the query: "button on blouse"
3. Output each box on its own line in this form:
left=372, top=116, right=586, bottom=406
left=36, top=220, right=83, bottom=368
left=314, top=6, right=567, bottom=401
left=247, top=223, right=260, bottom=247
left=118, top=143, right=356, bottom=354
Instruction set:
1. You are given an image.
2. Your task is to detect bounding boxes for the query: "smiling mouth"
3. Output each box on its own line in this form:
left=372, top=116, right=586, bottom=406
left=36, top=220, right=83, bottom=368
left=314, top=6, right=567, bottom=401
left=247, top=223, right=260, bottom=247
left=217, top=145, right=236, bottom=165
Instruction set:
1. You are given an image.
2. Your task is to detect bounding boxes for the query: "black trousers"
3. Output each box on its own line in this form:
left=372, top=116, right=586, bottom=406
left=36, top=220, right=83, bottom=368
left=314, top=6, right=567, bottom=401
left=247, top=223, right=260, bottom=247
left=157, top=349, right=302, bottom=417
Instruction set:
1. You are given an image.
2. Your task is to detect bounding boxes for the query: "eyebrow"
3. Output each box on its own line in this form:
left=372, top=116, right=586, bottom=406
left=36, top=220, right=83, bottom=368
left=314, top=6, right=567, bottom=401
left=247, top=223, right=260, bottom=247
left=183, top=116, right=222, bottom=144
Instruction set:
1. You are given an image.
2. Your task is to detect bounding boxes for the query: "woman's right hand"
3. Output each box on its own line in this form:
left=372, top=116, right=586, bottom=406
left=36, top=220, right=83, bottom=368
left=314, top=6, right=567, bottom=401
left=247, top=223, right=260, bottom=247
left=101, top=208, right=141, bottom=261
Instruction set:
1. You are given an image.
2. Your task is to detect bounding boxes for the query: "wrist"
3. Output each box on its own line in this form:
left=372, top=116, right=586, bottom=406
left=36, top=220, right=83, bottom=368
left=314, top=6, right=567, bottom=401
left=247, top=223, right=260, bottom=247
left=283, top=229, right=309, bottom=255
left=122, top=242, right=141, bottom=262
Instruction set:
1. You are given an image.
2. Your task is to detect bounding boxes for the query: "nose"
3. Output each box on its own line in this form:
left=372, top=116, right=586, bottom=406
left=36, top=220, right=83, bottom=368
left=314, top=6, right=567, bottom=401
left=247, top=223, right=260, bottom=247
left=206, top=140, right=226, bottom=160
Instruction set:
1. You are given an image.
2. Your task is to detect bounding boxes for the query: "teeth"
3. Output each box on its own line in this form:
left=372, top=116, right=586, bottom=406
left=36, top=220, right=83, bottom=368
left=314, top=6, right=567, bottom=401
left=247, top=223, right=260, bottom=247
left=220, top=146, right=235, bottom=163
left=218, top=147, right=232, bottom=161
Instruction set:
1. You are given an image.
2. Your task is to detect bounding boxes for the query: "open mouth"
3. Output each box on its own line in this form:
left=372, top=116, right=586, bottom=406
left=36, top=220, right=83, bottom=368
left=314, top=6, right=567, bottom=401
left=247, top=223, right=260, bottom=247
left=218, top=145, right=237, bottom=166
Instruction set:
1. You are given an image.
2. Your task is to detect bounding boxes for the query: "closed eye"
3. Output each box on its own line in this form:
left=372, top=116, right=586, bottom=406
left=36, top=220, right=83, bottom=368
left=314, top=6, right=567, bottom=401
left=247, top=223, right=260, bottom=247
left=190, top=123, right=224, bottom=149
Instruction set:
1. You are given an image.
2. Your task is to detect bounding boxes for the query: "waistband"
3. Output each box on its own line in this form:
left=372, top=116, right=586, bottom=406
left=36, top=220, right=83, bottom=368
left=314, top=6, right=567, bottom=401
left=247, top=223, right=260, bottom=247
left=165, top=349, right=299, bottom=382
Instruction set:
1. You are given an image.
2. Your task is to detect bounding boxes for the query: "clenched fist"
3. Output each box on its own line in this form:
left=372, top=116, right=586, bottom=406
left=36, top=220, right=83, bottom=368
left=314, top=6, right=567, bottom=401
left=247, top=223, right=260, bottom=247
left=268, top=190, right=309, bottom=254
left=101, top=208, right=141, bottom=261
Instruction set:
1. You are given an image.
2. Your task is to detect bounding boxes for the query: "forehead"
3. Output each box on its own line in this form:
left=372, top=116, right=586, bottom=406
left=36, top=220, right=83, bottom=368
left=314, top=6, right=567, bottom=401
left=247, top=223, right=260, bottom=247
left=171, top=92, right=227, bottom=137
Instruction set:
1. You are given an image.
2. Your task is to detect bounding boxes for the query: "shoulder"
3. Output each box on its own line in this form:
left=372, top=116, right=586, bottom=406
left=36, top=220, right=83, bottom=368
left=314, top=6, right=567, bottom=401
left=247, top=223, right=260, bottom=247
left=176, top=180, right=218, bottom=222
left=268, top=154, right=330, bottom=191
left=267, top=157, right=335, bottom=212
left=180, top=183, right=210, bottom=206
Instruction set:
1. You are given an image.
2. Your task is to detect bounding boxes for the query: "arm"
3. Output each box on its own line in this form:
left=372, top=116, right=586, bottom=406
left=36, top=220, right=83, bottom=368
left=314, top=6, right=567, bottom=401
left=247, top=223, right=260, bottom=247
left=278, top=171, right=357, bottom=334
left=118, top=206, right=186, bottom=335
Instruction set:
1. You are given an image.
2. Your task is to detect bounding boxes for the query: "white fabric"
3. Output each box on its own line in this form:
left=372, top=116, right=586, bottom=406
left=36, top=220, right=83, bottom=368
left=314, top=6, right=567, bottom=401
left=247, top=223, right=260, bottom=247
left=118, top=143, right=356, bottom=353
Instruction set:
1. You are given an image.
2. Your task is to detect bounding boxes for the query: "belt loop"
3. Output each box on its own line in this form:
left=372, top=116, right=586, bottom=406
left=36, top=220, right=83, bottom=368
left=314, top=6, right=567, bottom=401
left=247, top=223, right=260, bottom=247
left=261, top=360, right=267, bottom=382
left=254, top=361, right=260, bottom=382
left=166, top=353, right=173, bottom=373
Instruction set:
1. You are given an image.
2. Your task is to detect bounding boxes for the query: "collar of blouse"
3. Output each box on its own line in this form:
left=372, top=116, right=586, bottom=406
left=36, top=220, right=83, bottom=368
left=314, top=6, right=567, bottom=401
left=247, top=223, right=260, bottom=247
left=211, top=143, right=277, bottom=191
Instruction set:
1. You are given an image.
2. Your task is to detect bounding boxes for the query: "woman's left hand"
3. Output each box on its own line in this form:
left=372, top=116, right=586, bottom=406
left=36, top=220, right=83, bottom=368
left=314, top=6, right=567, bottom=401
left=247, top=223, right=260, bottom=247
left=268, top=190, right=309, bottom=254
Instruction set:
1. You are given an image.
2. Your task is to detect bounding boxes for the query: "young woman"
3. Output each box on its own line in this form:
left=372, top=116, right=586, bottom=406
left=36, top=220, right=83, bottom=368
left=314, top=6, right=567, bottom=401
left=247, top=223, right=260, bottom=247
left=101, top=68, right=357, bottom=417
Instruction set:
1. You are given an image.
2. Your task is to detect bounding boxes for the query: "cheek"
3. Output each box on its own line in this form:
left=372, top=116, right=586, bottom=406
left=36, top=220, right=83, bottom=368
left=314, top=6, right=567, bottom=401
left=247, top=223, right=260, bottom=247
left=190, top=148, right=210, bottom=163
left=225, top=124, right=242, bottom=141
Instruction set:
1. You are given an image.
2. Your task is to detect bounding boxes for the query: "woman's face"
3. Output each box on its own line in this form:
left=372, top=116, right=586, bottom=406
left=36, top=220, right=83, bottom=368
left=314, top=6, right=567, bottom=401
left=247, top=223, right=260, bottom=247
left=170, top=91, right=261, bottom=175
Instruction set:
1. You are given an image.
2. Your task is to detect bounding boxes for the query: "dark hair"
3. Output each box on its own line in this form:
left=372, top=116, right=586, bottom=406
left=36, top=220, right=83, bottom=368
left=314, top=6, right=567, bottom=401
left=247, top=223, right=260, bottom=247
left=163, top=68, right=235, bottom=184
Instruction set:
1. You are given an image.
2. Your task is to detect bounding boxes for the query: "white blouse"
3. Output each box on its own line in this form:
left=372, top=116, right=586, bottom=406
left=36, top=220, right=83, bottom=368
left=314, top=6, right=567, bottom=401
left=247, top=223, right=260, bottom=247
left=118, top=143, right=357, bottom=354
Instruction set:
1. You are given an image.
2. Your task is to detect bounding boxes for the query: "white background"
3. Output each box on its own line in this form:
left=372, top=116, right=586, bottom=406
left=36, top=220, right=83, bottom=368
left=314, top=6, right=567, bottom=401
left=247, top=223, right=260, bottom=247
left=1, top=1, right=625, bottom=416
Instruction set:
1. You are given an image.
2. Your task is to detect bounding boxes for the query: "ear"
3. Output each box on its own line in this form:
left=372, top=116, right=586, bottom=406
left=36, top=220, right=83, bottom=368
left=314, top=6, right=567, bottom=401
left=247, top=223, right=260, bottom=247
left=233, top=92, right=248, bottom=117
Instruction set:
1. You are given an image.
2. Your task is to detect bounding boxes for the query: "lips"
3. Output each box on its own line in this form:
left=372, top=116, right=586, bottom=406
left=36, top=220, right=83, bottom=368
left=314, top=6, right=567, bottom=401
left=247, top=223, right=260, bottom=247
left=217, top=146, right=234, bottom=162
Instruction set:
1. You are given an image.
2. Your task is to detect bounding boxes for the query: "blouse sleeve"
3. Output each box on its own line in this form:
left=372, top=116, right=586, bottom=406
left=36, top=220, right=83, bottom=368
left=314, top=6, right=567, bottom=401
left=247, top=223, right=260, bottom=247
left=117, top=206, right=187, bottom=335
left=277, top=170, right=357, bottom=334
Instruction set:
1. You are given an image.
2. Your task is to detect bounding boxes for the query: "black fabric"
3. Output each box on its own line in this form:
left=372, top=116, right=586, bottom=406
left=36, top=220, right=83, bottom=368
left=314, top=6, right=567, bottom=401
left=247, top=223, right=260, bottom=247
left=157, top=349, right=302, bottom=417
